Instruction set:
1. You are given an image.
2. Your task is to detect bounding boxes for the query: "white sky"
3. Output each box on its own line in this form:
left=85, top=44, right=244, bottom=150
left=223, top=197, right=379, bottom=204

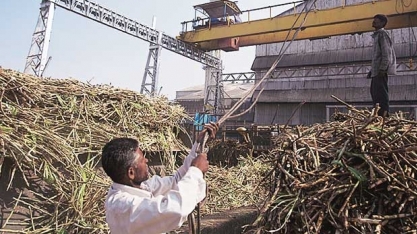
left=0, top=0, right=295, bottom=99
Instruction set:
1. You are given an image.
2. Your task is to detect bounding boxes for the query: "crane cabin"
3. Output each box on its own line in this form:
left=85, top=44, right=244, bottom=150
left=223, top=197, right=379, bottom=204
left=180, top=0, right=242, bottom=51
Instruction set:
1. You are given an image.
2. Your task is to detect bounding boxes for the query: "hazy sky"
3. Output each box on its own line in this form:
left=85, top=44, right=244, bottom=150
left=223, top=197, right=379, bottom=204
left=0, top=0, right=294, bottom=99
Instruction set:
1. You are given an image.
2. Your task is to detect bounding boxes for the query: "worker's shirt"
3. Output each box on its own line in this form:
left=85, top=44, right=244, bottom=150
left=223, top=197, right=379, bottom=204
left=105, top=143, right=206, bottom=234
left=370, top=28, right=396, bottom=77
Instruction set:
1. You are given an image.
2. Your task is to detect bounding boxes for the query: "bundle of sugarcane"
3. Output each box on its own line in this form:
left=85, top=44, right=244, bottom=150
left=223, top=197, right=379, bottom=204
left=247, top=108, right=417, bottom=233
left=206, top=139, right=252, bottom=167
left=0, top=68, right=189, bottom=233
left=203, top=155, right=270, bottom=214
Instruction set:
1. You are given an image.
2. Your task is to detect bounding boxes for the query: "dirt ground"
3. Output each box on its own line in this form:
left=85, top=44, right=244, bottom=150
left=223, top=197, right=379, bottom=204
left=177, top=206, right=258, bottom=234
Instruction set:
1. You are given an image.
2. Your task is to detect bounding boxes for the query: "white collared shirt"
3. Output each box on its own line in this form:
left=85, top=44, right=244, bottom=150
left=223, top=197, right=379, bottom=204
left=105, top=143, right=206, bottom=234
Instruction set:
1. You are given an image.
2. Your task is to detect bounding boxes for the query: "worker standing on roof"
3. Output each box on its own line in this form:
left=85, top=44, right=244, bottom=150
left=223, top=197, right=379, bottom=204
left=367, top=14, right=397, bottom=117
left=101, top=122, right=219, bottom=234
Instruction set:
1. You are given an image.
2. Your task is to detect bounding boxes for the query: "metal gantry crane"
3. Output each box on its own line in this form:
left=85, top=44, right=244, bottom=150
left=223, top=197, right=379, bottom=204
left=176, top=0, right=417, bottom=118
left=178, top=0, right=417, bottom=51
left=24, top=0, right=224, bottom=114
left=182, top=0, right=244, bottom=115
left=25, top=0, right=417, bottom=116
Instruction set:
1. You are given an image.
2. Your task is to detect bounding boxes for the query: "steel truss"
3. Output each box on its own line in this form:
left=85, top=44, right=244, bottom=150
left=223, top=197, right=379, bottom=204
left=24, top=0, right=55, bottom=76
left=25, top=0, right=221, bottom=76
left=141, top=18, right=162, bottom=96
left=25, top=0, right=223, bottom=110
left=141, top=43, right=162, bottom=96
left=205, top=65, right=224, bottom=115
left=221, top=60, right=417, bottom=83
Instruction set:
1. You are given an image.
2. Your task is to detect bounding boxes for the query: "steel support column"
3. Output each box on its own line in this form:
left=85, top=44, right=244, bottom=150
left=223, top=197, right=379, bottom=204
left=204, top=51, right=224, bottom=115
left=141, top=17, right=162, bottom=96
left=24, top=0, right=55, bottom=77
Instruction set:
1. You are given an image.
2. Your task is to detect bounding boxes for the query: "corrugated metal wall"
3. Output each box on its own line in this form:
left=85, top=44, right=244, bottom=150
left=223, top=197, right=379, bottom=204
left=255, top=103, right=326, bottom=125
left=177, top=100, right=205, bottom=115
left=253, top=73, right=417, bottom=102
left=256, top=28, right=416, bottom=57
left=253, top=0, right=417, bottom=125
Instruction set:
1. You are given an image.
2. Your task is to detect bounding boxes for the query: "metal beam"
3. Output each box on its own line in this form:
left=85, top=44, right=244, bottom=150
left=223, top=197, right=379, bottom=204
left=141, top=17, right=162, bottom=96
left=222, top=72, right=255, bottom=83
left=221, top=60, right=416, bottom=82
left=199, top=14, right=417, bottom=49
left=179, top=0, right=417, bottom=50
left=204, top=53, right=224, bottom=115
left=24, top=0, right=55, bottom=76
left=52, top=0, right=221, bottom=68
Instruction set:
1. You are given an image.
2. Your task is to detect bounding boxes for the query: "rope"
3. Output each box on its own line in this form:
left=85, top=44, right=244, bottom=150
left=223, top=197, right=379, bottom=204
left=218, top=0, right=318, bottom=125
left=190, top=1, right=319, bottom=233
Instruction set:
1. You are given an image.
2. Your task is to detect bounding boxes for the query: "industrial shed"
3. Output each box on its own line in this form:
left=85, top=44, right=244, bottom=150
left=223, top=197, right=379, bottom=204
left=252, top=0, right=417, bottom=125
left=175, top=82, right=255, bottom=126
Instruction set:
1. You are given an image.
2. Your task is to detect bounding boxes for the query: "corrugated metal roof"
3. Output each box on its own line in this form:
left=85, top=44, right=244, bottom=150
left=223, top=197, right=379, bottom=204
left=225, top=82, right=254, bottom=99
left=252, top=43, right=416, bottom=71
left=178, top=85, right=204, bottom=91
left=175, top=85, right=204, bottom=99
left=175, top=82, right=254, bottom=101
left=176, top=89, right=204, bottom=101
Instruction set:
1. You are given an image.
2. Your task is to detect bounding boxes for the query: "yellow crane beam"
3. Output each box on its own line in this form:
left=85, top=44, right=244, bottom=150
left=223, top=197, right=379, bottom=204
left=178, top=0, right=417, bottom=51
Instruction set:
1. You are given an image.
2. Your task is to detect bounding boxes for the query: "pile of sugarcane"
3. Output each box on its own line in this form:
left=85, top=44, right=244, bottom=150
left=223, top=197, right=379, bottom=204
left=0, top=68, right=189, bottom=233
left=206, top=139, right=252, bottom=167
left=246, top=107, right=417, bottom=233
left=0, top=68, right=269, bottom=233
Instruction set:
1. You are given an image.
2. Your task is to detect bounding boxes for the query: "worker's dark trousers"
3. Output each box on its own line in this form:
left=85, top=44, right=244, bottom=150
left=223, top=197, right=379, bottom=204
left=370, top=73, right=389, bottom=117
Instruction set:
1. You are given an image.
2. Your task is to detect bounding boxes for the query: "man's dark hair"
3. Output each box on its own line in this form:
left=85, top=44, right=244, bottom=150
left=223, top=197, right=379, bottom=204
left=102, top=138, right=139, bottom=183
left=374, top=14, right=388, bottom=27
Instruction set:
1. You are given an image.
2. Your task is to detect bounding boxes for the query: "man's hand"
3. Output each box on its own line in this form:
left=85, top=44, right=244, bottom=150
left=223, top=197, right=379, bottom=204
left=367, top=71, right=372, bottom=79
left=197, top=122, right=219, bottom=143
left=191, top=153, right=209, bottom=173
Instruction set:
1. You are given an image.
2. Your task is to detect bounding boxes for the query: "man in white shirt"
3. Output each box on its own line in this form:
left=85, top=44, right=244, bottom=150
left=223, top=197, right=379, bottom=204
left=101, top=122, right=218, bottom=234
